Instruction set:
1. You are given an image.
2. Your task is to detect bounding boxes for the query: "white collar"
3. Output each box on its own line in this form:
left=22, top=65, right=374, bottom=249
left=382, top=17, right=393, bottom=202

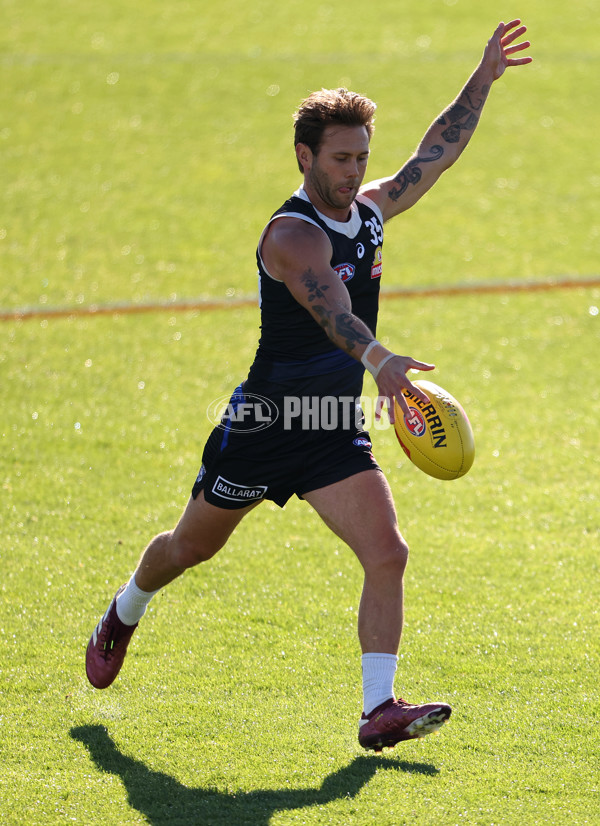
left=294, top=186, right=363, bottom=239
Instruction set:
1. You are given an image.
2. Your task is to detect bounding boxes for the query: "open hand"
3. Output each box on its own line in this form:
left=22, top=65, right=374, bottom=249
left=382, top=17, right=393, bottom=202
left=375, top=356, right=435, bottom=424
left=484, top=20, right=532, bottom=81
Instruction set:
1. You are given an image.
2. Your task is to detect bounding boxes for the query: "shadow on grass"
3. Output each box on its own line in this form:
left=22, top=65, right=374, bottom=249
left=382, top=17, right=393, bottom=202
left=71, top=724, right=439, bottom=825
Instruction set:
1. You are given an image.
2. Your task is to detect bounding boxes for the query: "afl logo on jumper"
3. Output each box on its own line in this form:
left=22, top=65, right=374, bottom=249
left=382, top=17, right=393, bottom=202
left=212, top=476, right=268, bottom=502
left=334, top=263, right=355, bottom=283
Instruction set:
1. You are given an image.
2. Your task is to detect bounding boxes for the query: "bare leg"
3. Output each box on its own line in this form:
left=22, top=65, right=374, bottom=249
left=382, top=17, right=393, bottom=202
left=134, top=491, right=260, bottom=592
left=302, top=470, right=408, bottom=654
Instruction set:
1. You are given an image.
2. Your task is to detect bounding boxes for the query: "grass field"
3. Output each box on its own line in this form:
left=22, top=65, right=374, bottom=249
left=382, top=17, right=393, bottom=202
left=1, top=0, right=599, bottom=824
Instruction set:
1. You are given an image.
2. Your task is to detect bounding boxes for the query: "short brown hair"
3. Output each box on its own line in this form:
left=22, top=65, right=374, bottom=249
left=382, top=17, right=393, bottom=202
left=293, top=88, right=376, bottom=172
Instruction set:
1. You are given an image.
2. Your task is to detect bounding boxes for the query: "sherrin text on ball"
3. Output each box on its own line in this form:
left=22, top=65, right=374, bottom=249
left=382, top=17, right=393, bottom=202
left=393, top=380, right=475, bottom=480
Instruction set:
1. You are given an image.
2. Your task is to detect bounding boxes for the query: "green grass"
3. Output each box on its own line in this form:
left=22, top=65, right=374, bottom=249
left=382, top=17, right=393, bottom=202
left=1, top=0, right=600, bottom=823
left=2, top=292, right=599, bottom=824
left=2, top=0, right=599, bottom=311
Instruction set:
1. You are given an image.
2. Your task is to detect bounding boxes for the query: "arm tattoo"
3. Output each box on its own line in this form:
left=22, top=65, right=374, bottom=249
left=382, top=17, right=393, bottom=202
left=312, top=304, right=332, bottom=329
left=388, top=80, right=491, bottom=205
left=388, top=144, right=444, bottom=202
left=463, top=81, right=490, bottom=112
left=438, top=108, right=477, bottom=143
left=436, top=82, right=490, bottom=143
left=300, top=267, right=371, bottom=351
left=301, top=268, right=330, bottom=302
left=437, top=103, right=478, bottom=143
left=334, top=311, right=372, bottom=352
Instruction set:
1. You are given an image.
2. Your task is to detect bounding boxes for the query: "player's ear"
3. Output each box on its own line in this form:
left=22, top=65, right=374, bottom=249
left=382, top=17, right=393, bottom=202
left=295, top=142, right=313, bottom=173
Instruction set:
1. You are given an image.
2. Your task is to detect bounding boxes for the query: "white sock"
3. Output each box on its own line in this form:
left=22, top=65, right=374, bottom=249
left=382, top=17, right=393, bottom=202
left=361, top=653, right=398, bottom=716
left=115, top=574, right=160, bottom=626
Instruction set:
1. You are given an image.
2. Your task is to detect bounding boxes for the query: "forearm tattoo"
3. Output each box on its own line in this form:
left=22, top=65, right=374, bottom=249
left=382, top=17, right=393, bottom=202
left=437, top=104, right=478, bottom=143
left=334, top=311, right=372, bottom=352
left=301, top=268, right=371, bottom=351
left=388, top=80, right=491, bottom=204
left=437, top=81, right=490, bottom=143
left=312, top=303, right=332, bottom=328
left=462, top=80, right=490, bottom=112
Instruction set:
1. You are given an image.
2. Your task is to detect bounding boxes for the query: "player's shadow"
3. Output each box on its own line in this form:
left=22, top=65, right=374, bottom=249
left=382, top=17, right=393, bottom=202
left=71, top=724, right=439, bottom=825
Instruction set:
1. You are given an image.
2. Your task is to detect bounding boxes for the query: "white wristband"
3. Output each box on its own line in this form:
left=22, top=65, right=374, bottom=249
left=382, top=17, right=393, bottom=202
left=371, top=352, right=395, bottom=380
left=361, top=340, right=396, bottom=380
left=360, top=340, right=379, bottom=369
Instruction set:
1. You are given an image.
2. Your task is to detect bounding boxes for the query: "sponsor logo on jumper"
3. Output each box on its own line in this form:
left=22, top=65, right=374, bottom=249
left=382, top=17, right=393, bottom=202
left=212, top=476, right=268, bottom=501
left=401, top=389, right=448, bottom=448
left=356, top=242, right=365, bottom=259
left=334, top=263, right=355, bottom=283
left=207, top=393, right=279, bottom=432
left=370, top=246, right=382, bottom=279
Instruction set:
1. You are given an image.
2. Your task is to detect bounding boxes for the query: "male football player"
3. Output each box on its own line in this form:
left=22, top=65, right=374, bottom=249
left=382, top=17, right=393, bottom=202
left=86, top=21, right=531, bottom=752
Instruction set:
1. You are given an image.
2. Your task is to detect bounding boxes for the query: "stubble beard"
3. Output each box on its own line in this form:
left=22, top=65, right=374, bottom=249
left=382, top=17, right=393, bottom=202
left=308, top=166, right=356, bottom=214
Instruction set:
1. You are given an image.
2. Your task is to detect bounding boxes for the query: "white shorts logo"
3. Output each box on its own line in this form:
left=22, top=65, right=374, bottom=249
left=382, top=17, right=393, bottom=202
left=212, top=475, right=267, bottom=502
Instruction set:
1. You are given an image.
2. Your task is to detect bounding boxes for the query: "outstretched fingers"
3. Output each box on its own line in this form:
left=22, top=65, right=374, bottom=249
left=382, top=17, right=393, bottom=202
left=375, top=357, right=435, bottom=424
left=500, top=19, right=532, bottom=65
left=501, top=20, right=527, bottom=44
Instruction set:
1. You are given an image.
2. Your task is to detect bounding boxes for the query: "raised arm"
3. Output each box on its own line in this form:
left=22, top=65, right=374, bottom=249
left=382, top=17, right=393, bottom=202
left=361, top=20, right=532, bottom=222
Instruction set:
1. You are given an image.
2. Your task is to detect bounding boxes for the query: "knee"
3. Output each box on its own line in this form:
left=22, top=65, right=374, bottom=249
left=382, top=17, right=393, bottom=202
left=386, top=536, right=409, bottom=574
left=167, top=531, right=221, bottom=570
left=365, top=532, right=409, bottom=578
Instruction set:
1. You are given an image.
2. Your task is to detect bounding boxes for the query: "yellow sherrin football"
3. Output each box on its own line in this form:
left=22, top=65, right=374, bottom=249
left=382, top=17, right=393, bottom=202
left=394, top=380, right=475, bottom=480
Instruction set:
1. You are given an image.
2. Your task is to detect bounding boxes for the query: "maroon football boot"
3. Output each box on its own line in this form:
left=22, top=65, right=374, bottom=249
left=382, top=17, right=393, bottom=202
left=86, top=586, right=138, bottom=689
left=359, top=697, right=452, bottom=751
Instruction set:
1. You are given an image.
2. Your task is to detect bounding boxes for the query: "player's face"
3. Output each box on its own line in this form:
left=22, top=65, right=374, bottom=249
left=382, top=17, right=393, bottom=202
left=303, top=125, right=370, bottom=218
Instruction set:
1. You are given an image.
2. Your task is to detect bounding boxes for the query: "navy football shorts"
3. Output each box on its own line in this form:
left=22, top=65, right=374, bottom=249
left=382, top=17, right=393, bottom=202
left=192, top=373, right=381, bottom=510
